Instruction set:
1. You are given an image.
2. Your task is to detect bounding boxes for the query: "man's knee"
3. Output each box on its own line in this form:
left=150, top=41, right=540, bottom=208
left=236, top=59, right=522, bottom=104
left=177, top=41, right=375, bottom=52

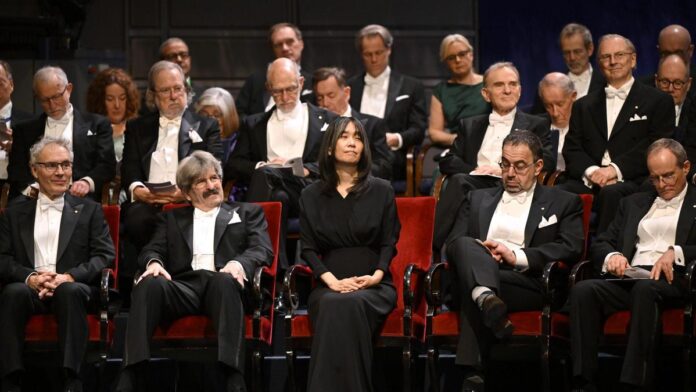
left=0, top=283, right=34, bottom=306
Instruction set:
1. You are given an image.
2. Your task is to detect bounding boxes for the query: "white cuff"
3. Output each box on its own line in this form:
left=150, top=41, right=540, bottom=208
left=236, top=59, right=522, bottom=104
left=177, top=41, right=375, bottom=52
left=79, top=176, right=95, bottom=192
left=602, top=251, right=623, bottom=273
left=389, top=133, right=403, bottom=151
left=671, top=245, right=686, bottom=267
left=582, top=166, right=600, bottom=188
left=512, top=249, right=529, bottom=272
left=608, top=163, right=623, bottom=182
left=129, top=182, right=145, bottom=202
left=225, top=260, right=248, bottom=281
left=24, top=272, right=38, bottom=285
left=255, top=161, right=267, bottom=169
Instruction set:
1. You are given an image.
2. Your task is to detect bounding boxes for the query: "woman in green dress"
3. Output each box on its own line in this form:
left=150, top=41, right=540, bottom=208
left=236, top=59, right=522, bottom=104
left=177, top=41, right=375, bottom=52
left=429, top=34, right=490, bottom=147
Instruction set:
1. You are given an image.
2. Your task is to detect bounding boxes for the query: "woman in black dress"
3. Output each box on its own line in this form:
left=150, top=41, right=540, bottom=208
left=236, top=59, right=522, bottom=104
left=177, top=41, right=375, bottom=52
left=299, top=116, right=400, bottom=392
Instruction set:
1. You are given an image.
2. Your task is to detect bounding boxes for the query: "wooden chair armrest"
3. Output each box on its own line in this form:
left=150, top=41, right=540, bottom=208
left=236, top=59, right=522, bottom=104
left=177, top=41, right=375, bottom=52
left=569, top=260, right=594, bottom=287
left=432, top=174, right=448, bottom=201
left=425, top=261, right=449, bottom=308
left=542, top=261, right=569, bottom=307
left=545, top=170, right=565, bottom=186
left=282, top=264, right=314, bottom=312
left=404, top=145, right=418, bottom=197
left=100, top=268, right=116, bottom=310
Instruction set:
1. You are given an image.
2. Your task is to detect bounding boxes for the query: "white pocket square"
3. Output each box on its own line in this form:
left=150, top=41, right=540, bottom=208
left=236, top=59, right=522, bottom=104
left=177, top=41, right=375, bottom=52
left=538, top=214, right=558, bottom=229
left=86, top=129, right=94, bottom=136
left=629, top=114, right=648, bottom=122
left=320, top=123, right=329, bottom=131
left=228, top=211, right=242, bottom=225
left=189, top=130, right=204, bottom=143
left=395, top=94, right=410, bottom=102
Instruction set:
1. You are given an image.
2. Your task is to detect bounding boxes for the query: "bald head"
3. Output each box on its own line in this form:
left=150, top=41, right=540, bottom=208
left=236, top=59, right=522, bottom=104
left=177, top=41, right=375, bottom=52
left=658, top=24, right=693, bottom=63
left=266, top=58, right=304, bottom=113
left=656, top=54, right=691, bottom=105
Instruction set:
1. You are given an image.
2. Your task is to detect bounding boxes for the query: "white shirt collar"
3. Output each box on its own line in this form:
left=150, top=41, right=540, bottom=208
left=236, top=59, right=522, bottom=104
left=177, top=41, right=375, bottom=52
left=342, top=106, right=353, bottom=117
left=568, top=65, right=592, bottom=82
left=194, top=206, right=220, bottom=219
left=275, top=101, right=304, bottom=121
left=365, top=66, right=391, bottom=85
left=0, top=101, right=12, bottom=120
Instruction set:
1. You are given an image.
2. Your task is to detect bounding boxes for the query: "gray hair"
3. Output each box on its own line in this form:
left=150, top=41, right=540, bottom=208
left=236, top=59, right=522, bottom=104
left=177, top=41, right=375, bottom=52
left=647, top=138, right=688, bottom=167
left=502, top=130, right=543, bottom=162
left=176, top=150, right=222, bottom=193
left=356, top=24, right=393, bottom=51
left=483, top=61, right=520, bottom=87
left=538, top=72, right=576, bottom=98
left=33, top=66, right=69, bottom=94
left=266, top=58, right=301, bottom=84
left=439, top=34, right=473, bottom=62
left=29, top=136, right=73, bottom=165
left=559, top=23, right=593, bottom=48
left=159, top=37, right=187, bottom=57
left=0, top=61, right=12, bottom=81
left=194, top=87, right=239, bottom=136
left=598, top=34, right=637, bottom=54
left=145, top=60, right=190, bottom=111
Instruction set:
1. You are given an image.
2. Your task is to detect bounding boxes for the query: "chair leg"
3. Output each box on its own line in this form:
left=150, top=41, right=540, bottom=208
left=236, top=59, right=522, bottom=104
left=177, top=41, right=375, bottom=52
left=427, top=345, right=440, bottom=392
left=540, top=339, right=551, bottom=392
left=252, top=350, right=263, bottom=392
left=402, top=345, right=412, bottom=392
left=285, top=348, right=297, bottom=392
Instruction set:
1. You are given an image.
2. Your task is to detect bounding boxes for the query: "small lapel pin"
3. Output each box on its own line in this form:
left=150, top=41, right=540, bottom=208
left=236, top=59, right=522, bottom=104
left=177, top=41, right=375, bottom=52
left=635, top=106, right=638, bottom=109
left=541, top=207, right=545, bottom=210
left=74, top=210, right=78, bottom=214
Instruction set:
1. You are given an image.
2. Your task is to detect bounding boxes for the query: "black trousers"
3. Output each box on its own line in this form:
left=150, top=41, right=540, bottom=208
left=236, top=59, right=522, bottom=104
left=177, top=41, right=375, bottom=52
left=123, top=271, right=247, bottom=370
left=245, top=166, right=314, bottom=269
left=0, top=282, right=93, bottom=376
left=569, top=277, right=686, bottom=388
left=556, top=179, right=644, bottom=234
left=446, top=236, right=543, bottom=367
left=433, top=173, right=500, bottom=252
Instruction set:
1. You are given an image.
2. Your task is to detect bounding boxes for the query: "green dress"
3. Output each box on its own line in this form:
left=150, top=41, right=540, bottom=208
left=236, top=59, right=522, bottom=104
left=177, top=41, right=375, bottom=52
left=432, top=81, right=490, bottom=132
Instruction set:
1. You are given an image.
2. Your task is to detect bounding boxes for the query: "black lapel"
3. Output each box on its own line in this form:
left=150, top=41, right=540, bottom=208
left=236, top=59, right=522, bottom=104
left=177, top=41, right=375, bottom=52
left=178, top=110, right=200, bottom=158
left=610, top=81, right=643, bottom=139
left=384, top=71, right=403, bottom=118
left=255, top=110, right=274, bottom=159
left=480, top=188, right=503, bottom=238
left=56, top=195, right=83, bottom=261
left=622, top=192, right=655, bottom=257
left=350, top=74, right=366, bottom=109
left=214, top=203, right=236, bottom=250
left=141, top=114, right=161, bottom=177
left=523, top=186, right=551, bottom=247
left=18, top=200, right=37, bottom=264
left=468, top=115, right=490, bottom=158
left=174, top=207, right=194, bottom=254
left=303, top=104, right=327, bottom=158
left=676, top=186, right=696, bottom=245
left=511, top=111, right=531, bottom=131
left=588, top=90, right=609, bottom=140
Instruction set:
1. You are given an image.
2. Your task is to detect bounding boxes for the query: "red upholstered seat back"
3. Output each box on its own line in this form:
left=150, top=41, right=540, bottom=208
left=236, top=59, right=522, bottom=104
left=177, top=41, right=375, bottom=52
left=392, top=197, right=435, bottom=314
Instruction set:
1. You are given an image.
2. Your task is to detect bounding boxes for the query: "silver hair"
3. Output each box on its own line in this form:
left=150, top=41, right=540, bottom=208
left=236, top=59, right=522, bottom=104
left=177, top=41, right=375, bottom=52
left=194, top=87, right=239, bottom=135
left=176, top=150, right=222, bottom=193
left=598, top=34, right=637, bottom=54
left=29, top=136, right=73, bottom=165
left=647, top=138, right=688, bottom=167
left=356, top=24, right=394, bottom=51
left=538, top=72, right=576, bottom=98
left=159, top=37, right=187, bottom=57
left=483, top=61, right=520, bottom=86
left=33, top=66, right=69, bottom=93
left=559, top=23, right=593, bottom=48
left=266, top=58, right=301, bottom=84
left=439, top=34, right=473, bottom=62
left=145, top=60, right=191, bottom=111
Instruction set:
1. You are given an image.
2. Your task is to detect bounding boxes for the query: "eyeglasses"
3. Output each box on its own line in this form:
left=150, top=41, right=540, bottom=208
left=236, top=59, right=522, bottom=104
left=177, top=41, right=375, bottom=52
left=154, top=85, right=187, bottom=98
left=37, top=86, right=68, bottom=105
left=193, top=174, right=221, bottom=188
left=656, top=78, right=688, bottom=90
left=499, top=160, right=535, bottom=173
left=162, top=51, right=190, bottom=61
left=649, top=172, right=678, bottom=185
left=445, top=50, right=472, bottom=62
left=269, top=84, right=299, bottom=98
left=597, top=51, right=634, bottom=63
left=34, top=161, right=72, bottom=173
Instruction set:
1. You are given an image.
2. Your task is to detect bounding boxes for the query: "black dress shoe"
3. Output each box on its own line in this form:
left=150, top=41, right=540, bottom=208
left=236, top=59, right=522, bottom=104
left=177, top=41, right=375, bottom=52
left=112, top=367, right=135, bottom=392
left=480, top=293, right=514, bottom=339
left=0, top=374, right=21, bottom=392
left=64, top=377, right=83, bottom=392
left=226, top=369, right=247, bottom=392
left=460, top=374, right=484, bottom=392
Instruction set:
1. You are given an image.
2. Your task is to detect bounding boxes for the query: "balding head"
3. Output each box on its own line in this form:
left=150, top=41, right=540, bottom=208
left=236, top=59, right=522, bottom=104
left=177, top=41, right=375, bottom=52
left=538, top=72, right=577, bottom=128
left=266, top=58, right=304, bottom=113
left=658, top=24, right=693, bottom=63
left=655, top=54, right=691, bottom=106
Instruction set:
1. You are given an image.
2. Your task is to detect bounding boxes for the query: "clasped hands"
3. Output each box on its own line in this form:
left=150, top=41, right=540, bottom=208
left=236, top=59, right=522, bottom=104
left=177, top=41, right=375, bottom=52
left=133, top=185, right=186, bottom=205
left=606, top=250, right=675, bottom=283
left=27, top=272, right=75, bottom=299
left=481, top=239, right=517, bottom=267
left=322, top=270, right=384, bottom=293
left=140, top=260, right=245, bottom=287
left=589, top=166, right=618, bottom=187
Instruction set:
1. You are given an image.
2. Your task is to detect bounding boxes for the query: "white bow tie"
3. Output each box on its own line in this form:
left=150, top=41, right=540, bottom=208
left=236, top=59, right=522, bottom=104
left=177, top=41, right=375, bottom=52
left=159, top=116, right=181, bottom=130
left=194, top=208, right=217, bottom=219
left=364, top=73, right=386, bottom=87
left=605, top=86, right=629, bottom=100
left=655, top=197, right=680, bottom=210
left=46, top=116, right=70, bottom=129
left=39, top=197, right=64, bottom=212
left=489, top=112, right=513, bottom=127
left=502, top=191, right=527, bottom=204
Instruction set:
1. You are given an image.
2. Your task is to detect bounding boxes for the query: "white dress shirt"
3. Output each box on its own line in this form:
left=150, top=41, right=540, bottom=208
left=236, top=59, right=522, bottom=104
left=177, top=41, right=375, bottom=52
left=264, top=102, right=308, bottom=164
left=360, top=66, right=391, bottom=119
left=0, top=101, right=12, bottom=179
left=33, top=193, right=64, bottom=273
left=128, top=116, right=181, bottom=200
left=487, top=183, right=536, bottom=270
left=602, top=186, right=687, bottom=271
left=44, top=104, right=74, bottom=144
left=675, top=104, right=683, bottom=127
left=583, top=78, right=635, bottom=187
left=475, top=108, right=516, bottom=171
left=191, top=207, right=219, bottom=271
left=568, top=65, right=593, bottom=98
left=553, top=125, right=569, bottom=171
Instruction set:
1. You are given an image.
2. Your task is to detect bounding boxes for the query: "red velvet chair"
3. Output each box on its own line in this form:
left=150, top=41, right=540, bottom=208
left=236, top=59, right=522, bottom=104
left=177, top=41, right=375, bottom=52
left=425, top=193, right=593, bottom=392
left=569, top=257, right=696, bottom=391
left=282, top=196, right=436, bottom=392
left=148, top=201, right=281, bottom=391
left=20, top=205, right=120, bottom=381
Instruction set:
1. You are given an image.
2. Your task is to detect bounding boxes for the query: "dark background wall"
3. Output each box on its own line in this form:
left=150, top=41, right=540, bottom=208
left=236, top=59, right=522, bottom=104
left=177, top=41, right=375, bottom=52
left=1, top=0, right=695, bottom=113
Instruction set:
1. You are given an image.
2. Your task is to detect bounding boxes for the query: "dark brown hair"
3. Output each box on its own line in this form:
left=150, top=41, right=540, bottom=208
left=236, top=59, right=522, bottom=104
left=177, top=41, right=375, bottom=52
left=86, top=68, right=140, bottom=121
left=318, top=116, right=372, bottom=195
